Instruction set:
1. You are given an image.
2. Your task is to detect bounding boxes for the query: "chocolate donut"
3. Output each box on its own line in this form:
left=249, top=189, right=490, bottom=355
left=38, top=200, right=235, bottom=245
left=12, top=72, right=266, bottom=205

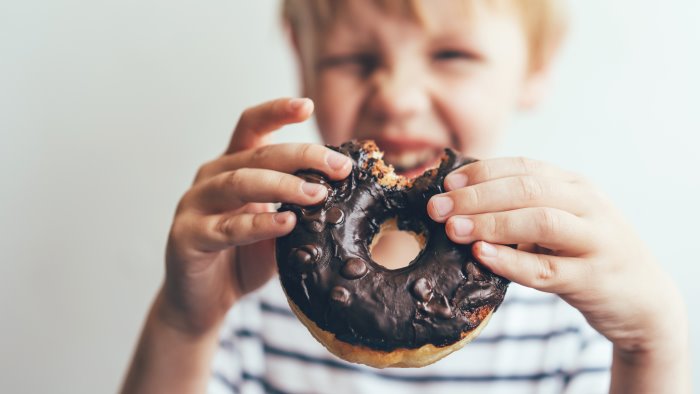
left=276, top=140, right=509, bottom=368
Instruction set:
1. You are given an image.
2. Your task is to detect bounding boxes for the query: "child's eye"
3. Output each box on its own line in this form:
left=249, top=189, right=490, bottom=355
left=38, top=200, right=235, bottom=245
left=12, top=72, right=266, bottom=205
left=317, top=54, right=379, bottom=77
left=433, top=49, right=479, bottom=62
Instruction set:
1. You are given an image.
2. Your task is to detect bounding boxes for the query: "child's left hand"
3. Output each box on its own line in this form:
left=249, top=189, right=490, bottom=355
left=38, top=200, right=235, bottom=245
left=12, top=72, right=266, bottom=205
left=426, top=157, right=686, bottom=358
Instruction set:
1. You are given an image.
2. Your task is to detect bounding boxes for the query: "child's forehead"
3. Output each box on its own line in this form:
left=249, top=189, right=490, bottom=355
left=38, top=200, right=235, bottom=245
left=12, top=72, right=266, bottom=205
left=307, top=0, right=528, bottom=53
left=312, top=1, right=514, bottom=52
left=316, top=0, right=488, bottom=34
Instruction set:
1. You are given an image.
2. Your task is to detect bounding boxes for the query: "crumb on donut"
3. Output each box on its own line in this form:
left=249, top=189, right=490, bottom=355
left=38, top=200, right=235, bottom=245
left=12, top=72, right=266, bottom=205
left=360, top=141, right=413, bottom=189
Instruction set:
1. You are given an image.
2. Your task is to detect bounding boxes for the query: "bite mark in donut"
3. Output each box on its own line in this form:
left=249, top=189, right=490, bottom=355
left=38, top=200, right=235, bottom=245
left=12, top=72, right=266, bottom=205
left=276, top=140, right=509, bottom=368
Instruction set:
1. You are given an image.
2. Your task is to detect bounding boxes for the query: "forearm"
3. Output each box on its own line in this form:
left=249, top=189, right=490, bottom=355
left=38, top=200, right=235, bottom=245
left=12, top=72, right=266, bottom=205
left=609, top=309, right=690, bottom=394
left=120, top=291, right=223, bottom=394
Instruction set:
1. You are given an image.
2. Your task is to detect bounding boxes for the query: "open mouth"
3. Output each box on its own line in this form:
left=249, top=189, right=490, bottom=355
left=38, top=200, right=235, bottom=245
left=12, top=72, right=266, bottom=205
left=382, top=148, right=443, bottom=179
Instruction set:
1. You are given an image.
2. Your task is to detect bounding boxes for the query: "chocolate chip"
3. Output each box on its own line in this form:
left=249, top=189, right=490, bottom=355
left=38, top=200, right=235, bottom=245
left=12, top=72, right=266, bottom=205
left=411, top=278, right=432, bottom=302
left=432, top=295, right=453, bottom=319
left=330, top=286, right=351, bottom=305
left=341, top=258, right=368, bottom=279
left=464, top=262, right=484, bottom=281
left=421, top=295, right=453, bottom=319
left=291, top=244, right=320, bottom=271
left=325, top=207, right=345, bottom=224
left=301, top=207, right=322, bottom=218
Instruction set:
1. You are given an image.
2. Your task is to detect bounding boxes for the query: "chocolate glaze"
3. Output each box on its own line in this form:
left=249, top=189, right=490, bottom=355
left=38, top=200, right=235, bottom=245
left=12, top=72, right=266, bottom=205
left=276, top=140, right=509, bottom=351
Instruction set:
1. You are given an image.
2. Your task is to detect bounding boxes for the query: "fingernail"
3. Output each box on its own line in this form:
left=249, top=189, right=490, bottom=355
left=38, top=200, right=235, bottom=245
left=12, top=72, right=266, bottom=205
left=452, top=217, right=474, bottom=237
left=273, top=211, right=293, bottom=224
left=289, top=98, right=310, bottom=111
left=445, top=173, right=468, bottom=190
left=302, top=182, right=326, bottom=197
left=478, top=241, right=498, bottom=258
left=431, top=196, right=453, bottom=217
left=326, top=151, right=350, bottom=171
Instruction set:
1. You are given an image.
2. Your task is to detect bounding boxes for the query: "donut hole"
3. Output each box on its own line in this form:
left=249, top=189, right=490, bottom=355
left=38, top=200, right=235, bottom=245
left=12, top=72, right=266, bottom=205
left=369, top=218, right=426, bottom=270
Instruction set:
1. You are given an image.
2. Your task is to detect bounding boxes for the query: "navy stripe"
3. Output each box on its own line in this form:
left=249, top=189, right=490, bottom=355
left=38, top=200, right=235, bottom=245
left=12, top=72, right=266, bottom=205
left=241, top=372, right=295, bottom=394
left=213, top=370, right=297, bottom=394
left=261, top=301, right=295, bottom=317
left=213, top=371, right=240, bottom=393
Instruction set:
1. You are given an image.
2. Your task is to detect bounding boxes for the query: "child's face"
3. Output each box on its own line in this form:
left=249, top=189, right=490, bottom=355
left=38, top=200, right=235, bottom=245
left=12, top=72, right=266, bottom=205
left=301, top=1, right=543, bottom=177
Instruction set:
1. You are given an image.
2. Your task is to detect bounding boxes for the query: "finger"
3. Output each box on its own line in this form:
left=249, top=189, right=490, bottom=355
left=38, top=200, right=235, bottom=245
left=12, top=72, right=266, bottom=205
left=195, top=211, right=297, bottom=251
left=204, top=143, right=352, bottom=182
left=428, top=175, right=590, bottom=221
left=444, top=157, right=581, bottom=191
left=444, top=208, right=593, bottom=255
left=187, top=168, right=329, bottom=213
left=473, top=241, right=587, bottom=295
left=227, top=97, right=314, bottom=154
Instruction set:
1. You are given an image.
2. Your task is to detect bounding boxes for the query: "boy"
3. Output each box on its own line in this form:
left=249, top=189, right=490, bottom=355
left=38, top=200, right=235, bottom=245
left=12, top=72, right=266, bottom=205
left=121, top=1, right=690, bottom=393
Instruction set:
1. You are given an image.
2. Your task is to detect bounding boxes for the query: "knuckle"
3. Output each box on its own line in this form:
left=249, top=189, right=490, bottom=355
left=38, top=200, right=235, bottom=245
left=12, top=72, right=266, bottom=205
left=216, top=215, right=237, bottom=240
left=298, top=143, right=316, bottom=164
left=535, top=207, right=560, bottom=238
left=517, top=156, right=540, bottom=175
left=251, top=145, right=273, bottom=163
left=468, top=160, right=490, bottom=182
left=169, top=214, right=188, bottom=240
left=569, top=170, right=586, bottom=184
left=224, top=169, right=243, bottom=189
left=518, top=176, right=544, bottom=201
left=237, top=107, right=256, bottom=129
left=194, top=162, right=211, bottom=183
left=465, top=186, right=481, bottom=209
left=534, top=254, right=558, bottom=285
left=251, top=213, right=268, bottom=232
left=277, top=173, right=296, bottom=194
left=175, top=192, right=191, bottom=214
left=480, top=214, right=499, bottom=239
left=222, top=169, right=250, bottom=204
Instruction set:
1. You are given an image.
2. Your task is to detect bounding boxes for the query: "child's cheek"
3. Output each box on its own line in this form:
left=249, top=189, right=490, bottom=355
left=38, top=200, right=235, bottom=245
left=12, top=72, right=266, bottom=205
left=439, top=79, right=511, bottom=157
left=315, top=74, right=378, bottom=144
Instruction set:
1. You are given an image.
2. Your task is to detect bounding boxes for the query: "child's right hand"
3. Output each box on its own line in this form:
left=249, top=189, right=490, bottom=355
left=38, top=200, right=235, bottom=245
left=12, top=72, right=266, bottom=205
left=157, top=98, right=352, bottom=336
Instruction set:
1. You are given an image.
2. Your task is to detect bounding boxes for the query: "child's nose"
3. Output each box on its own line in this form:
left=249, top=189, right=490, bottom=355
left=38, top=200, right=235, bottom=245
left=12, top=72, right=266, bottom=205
left=366, top=67, right=430, bottom=122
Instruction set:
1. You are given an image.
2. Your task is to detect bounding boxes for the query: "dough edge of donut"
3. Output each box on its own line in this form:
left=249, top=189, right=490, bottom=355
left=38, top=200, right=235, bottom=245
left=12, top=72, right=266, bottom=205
left=286, top=295, right=494, bottom=369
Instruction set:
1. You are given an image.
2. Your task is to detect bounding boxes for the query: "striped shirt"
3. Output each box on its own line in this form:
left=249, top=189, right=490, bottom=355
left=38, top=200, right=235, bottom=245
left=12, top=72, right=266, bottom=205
left=209, top=279, right=611, bottom=394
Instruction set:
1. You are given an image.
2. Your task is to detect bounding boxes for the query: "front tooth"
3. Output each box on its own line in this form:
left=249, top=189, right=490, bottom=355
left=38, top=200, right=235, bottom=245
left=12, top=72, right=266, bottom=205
left=385, top=150, right=435, bottom=169
left=398, top=152, right=421, bottom=168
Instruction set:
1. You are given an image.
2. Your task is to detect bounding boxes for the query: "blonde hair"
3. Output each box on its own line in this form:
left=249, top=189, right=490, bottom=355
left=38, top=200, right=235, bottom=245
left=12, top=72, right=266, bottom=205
left=282, top=0, right=568, bottom=72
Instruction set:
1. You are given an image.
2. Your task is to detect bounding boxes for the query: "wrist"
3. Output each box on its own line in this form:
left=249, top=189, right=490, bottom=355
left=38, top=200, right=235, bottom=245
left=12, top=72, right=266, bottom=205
left=152, top=285, right=229, bottom=340
left=613, top=293, right=688, bottom=364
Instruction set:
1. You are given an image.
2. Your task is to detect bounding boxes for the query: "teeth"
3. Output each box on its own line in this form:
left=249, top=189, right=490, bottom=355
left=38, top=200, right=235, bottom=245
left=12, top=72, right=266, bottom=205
left=383, top=149, right=435, bottom=171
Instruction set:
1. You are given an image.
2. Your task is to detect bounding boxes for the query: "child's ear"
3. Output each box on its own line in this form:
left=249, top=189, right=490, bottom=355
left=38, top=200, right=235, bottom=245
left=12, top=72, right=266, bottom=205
left=518, top=27, right=567, bottom=110
left=518, top=67, right=551, bottom=109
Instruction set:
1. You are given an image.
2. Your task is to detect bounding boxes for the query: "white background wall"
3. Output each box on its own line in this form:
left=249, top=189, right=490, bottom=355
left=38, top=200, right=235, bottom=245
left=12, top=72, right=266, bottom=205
left=1, top=1, right=698, bottom=392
